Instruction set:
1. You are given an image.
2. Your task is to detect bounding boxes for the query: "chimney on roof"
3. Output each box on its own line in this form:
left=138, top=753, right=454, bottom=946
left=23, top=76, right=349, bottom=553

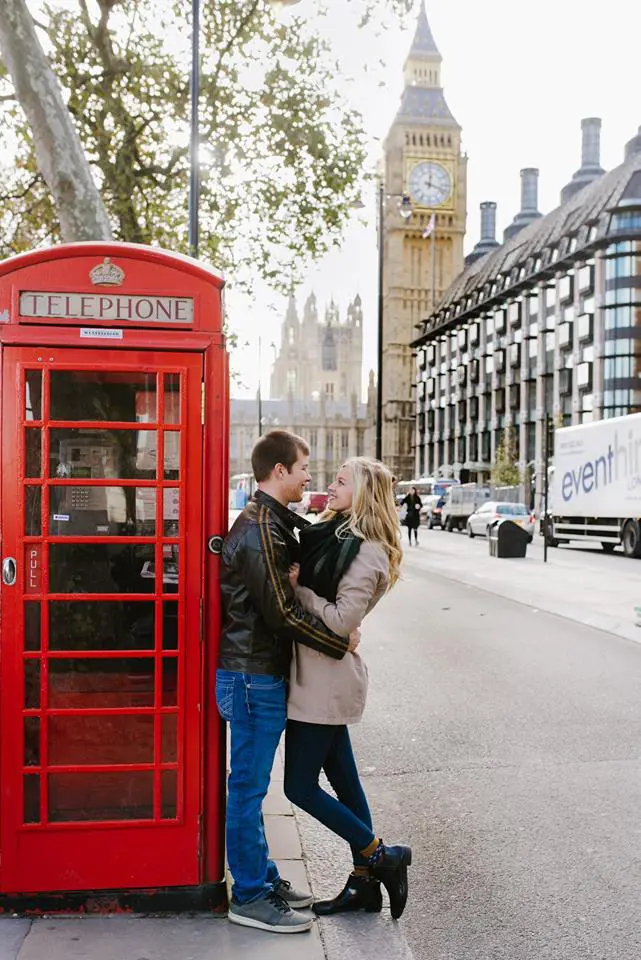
left=581, top=117, right=602, bottom=169
left=520, top=168, right=539, bottom=213
left=465, top=202, right=500, bottom=267
left=480, top=201, right=497, bottom=241
left=503, top=168, right=542, bottom=242
left=561, top=117, right=605, bottom=204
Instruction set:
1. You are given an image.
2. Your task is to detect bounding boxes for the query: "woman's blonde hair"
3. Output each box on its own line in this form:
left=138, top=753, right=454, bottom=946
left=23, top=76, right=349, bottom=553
left=322, top=457, right=403, bottom=588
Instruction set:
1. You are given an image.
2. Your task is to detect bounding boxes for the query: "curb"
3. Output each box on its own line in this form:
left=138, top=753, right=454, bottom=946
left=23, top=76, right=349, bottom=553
left=406, top=548, right=641, bottom=647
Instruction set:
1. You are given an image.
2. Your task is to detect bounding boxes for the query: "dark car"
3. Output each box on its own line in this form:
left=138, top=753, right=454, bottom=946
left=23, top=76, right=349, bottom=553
left=422, top=494, right=446, bottom=528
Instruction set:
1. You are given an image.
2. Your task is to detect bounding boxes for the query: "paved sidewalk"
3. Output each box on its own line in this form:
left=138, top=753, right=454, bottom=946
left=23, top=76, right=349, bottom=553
left=0, top=745, right=325, bottom=960
left=0, top=742, right=416, bottom=960
left=406, top=531, right=641, bottom=644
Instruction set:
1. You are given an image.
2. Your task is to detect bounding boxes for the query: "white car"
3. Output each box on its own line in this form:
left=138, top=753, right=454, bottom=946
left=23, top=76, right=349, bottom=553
left=466, top=501, right=535, bottom=540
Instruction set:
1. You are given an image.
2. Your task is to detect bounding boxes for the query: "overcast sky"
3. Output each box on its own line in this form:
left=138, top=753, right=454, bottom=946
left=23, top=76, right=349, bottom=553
left=230, top=0, right=641, bottom=400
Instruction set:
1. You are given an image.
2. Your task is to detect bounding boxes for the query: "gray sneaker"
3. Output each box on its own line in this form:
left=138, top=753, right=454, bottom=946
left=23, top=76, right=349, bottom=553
left=273, top=877, right=314, bottom=909
left=228, top=890, right=313, bottom=933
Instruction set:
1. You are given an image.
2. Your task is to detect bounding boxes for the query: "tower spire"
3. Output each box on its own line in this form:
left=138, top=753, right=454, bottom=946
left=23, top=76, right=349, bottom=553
left=408, top=2, right=440, bottom=59
left=394, top=2, right=456, bottom=127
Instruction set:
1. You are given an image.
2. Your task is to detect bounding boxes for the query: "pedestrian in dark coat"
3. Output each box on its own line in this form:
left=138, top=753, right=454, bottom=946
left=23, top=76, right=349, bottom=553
left=401, top=486, right=422, bottom=545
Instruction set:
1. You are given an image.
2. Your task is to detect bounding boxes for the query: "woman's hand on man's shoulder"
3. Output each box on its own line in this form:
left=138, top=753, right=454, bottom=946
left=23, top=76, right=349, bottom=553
left=288, top=563, right=300, bottom=589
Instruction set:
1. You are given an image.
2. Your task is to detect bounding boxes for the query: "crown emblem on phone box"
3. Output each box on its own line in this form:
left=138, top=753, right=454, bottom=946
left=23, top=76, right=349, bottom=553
left=90, top=258, right=125, bottom=286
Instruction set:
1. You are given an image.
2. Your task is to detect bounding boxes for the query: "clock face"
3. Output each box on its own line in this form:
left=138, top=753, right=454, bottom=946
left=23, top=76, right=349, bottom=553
left=408, top=161, right=452, bottom=208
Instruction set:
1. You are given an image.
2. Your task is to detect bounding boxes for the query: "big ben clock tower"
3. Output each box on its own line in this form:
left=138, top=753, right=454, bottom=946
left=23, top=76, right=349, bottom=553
left=381, top=1, right=467, bottom=478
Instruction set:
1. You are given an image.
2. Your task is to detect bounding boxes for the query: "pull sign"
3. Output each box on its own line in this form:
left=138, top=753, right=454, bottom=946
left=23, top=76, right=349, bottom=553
left=80, top=327, right=123, bottom=340
left=24, top=546, right=41, bottom=594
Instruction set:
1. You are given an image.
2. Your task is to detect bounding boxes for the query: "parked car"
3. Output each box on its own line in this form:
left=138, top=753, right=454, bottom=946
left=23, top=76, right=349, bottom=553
left=422, top=494, right=447, bottom=529
left=306, top=491, right=329, bottom=514
left=466, top=501, right=535, bottom=540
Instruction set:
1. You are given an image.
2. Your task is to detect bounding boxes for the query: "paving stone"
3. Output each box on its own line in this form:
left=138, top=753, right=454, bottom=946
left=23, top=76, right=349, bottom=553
left=15, top=915, right=324, bottom=960
left=0, top=919, right=31, bottom=960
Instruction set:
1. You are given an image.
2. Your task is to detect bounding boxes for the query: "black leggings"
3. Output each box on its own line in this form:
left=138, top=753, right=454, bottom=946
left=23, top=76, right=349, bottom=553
left=406, top=524, right=419, bottom=544
left=284, top=719, right=375, bottom=866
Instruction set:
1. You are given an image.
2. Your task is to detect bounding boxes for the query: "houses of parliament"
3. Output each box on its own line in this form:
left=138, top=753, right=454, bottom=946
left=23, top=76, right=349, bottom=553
left=228, top=292, right=375, bottom=490
left=230, top=1, right=466, bottom=482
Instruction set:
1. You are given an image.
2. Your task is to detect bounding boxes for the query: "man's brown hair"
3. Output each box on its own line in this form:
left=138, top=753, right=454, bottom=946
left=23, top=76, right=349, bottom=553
left=251, top=429, right=310, bottom=482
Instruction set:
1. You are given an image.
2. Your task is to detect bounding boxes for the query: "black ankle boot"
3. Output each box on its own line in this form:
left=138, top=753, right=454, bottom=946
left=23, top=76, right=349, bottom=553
left=369, top=843, right=412, bottom=919
left=312, top=875, right=383, bottom=916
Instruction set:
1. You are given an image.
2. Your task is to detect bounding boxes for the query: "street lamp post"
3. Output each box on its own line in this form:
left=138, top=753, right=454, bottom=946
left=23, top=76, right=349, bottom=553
left=257, top=336, right=263, bottom=437
left=188, top=0, right=303, bottom=259
left=375, top=185, right=413, bottom=461
left=188, top=0, right=201, bottom=258
left=375, top=183, right=384, bottom=461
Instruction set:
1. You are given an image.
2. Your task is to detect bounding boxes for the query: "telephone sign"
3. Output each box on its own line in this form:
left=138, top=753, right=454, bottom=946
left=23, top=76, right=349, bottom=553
left=0, top=243, right=228, bottom=907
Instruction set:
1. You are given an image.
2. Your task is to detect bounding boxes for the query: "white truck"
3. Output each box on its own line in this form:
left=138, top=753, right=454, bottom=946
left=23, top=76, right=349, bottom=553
left=548, top=412, right=641, bottom=558
left=440, top=483, right=491, bottom=532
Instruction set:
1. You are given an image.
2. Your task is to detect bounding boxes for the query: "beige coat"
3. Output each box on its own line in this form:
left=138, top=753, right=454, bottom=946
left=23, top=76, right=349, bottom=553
left=287, top=541, right=389, bottom=725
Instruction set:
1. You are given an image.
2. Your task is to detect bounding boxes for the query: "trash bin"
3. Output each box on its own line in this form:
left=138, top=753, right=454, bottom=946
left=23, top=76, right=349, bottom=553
left=488, top=519, right=529, bottom=558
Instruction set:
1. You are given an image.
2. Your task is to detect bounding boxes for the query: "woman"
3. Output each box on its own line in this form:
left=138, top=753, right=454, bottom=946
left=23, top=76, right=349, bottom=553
left=284, top=457, right=412, bottom=920
left=401, top=485, right=422, bottom=546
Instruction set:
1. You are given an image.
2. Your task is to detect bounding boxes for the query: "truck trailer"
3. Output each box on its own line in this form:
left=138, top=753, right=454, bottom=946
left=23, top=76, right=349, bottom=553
left=440, top=483, right=491, bottom=532
left=548, top=413, right=641, bottom=558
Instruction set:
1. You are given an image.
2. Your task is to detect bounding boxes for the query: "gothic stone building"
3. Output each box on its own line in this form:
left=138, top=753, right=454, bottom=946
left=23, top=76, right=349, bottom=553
left=229, top=293, right=374, bottom=490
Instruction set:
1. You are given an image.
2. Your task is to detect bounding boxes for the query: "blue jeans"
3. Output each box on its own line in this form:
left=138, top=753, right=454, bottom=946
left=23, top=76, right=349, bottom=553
left=216, top=669, right=287, bottom=904
left=284, top=719, right=376, bottom=866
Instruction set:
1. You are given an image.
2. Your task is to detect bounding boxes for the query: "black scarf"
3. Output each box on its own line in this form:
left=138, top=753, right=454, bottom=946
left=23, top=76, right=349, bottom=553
left=298, top=514, right=362, bottom=603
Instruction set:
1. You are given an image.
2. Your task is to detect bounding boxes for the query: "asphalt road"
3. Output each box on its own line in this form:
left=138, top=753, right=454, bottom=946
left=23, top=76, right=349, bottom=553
left=296, top=547, right=641, bottom=960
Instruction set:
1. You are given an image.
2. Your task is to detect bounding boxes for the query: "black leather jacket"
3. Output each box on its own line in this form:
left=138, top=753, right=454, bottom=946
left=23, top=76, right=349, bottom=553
left=219, top=490, right=348, bottom=676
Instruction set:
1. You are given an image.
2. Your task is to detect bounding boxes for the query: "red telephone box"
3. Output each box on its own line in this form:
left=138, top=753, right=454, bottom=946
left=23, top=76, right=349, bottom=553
left=0, top=243, right=228, bottom=906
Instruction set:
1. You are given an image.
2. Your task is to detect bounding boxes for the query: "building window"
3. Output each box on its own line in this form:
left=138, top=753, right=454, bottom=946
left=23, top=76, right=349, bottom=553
left=544, top=285, right=556, bottom=312
left=325, top=383, right=335, bottom=401
left=610, top=210, right=641, bottom=233
left=322, top=327, right=337, bottom=371
left=286, top=370, right=296, bottom=393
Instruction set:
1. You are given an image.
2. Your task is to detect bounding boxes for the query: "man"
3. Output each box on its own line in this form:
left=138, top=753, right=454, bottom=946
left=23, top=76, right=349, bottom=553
left=217, top=430, right=356, bottom=933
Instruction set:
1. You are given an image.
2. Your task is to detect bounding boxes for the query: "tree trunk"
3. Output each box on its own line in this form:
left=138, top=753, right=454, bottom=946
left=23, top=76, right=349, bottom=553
left=0, top=0, right=112, bottom=241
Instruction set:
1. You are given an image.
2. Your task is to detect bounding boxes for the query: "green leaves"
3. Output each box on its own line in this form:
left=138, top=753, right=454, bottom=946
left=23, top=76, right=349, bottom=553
left=0, top=0, right=405, bottom=287
left=491, top=426, right=522, bottom=487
